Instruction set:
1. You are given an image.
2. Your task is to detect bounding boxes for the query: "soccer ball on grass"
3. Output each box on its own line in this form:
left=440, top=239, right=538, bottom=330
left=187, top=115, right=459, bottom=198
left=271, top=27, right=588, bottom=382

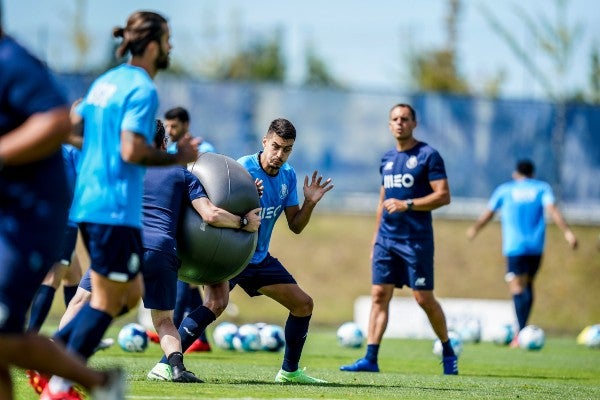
left=517, top=325, right=545, bottom=351
left=258, top=324, right=286, bottom=352
left=232, top=323, right=262, bottom=352
left=336, top=322, right=364, bottom=348
left=577, top=324, right=600, bottom=348
left=212, top=322, right=238, bottom=350
left=117, top=323, right=148, bottom=352
left=491, top=323, right=516, bottom=346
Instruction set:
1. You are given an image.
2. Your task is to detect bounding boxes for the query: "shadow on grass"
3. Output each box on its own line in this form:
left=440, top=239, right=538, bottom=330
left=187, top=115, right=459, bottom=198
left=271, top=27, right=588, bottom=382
left=212, top=379, right=468, bottom=392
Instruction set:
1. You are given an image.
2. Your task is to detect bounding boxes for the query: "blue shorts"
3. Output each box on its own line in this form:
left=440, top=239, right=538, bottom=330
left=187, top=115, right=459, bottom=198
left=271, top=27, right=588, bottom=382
left=506, top=255, right=542, bottom=280
left=57, top=225, right=78, bottom=265
left=79, top=223, right=143, bottom=282
left=229, top=253, right=296, bottom=297
left=372, top=236, right=435, bottom=290
left=142, top=249, right=180, bottom=310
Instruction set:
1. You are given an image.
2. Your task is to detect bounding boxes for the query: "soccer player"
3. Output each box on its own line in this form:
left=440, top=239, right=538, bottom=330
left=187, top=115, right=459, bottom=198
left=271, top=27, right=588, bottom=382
left=164, top=106, right=217, bottom=154
left=143, top=120, right=260, bottom=382
left=340, top=103, right=459, bottom=375
left=40, top=11, right=199, bottom=398
left=148, top=118, right=333, bottom=384
left=160, top=106, right=218, bottom=352
left=0, top=11, right=124, bottom=400
left=466, top=159, right=577, bottom=345
left=27, top=143, right=83, bottom=333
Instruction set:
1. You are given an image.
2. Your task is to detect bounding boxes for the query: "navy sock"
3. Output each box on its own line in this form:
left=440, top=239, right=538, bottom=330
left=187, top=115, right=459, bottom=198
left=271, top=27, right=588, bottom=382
left=27, top=285, right=56, bottom=332
left=160, top=306, right=215, bottom=364
left=173, top=280, right=189, bottom=328
left=441, top=340, right=456, bottom=357
left=365, top=344, right=380, bottom=363
left=282, top=314, right=311, bottom=373
left=187, top=288, right=208, bottom=341
left=66, top=303, right=113, bottom=359
left=63, top=285, right=78, bottom=307
left=513, top=288, right=533, bottom=331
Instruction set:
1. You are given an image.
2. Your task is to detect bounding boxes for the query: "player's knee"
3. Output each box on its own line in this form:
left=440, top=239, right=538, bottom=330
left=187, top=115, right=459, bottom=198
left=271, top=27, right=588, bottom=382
left=205, top=299, right=228, bottom=317
left=293, top=295, right=313, bottom=316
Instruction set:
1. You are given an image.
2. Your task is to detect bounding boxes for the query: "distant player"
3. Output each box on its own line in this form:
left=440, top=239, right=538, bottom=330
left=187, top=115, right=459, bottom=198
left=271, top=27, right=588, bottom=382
left=467, top=159, right=577, bottom=345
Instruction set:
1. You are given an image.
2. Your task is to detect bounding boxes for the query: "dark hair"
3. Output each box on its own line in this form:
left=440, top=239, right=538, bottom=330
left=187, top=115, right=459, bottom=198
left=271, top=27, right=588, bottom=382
left=113, top=11, right=168, bottom=58
left=390, top=103, right=417, bottom=123
left=516, top=159, right=535, bottom=177
left=164, top=106, right=190, bottom=123
left=267, top=118, right=296, bottom=140
left=153, top=119, right=166, bottom=148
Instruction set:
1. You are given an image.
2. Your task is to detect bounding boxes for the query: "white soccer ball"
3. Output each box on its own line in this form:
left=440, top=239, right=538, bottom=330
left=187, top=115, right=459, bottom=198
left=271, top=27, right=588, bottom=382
left=491, top=323, right=516, bottom=346
left=518, top=325, right=545, bottom=351
left=212, top=322, right=238, bottom=350
left=454, top=317, right=482, bottom=344
left=577, top=324, right=600, bottom=348
left=432, top=330, right=463, bottom=359
left=585, top=324, right=600, bottom=348
left=336, top=322, right=365, bottom=348
left=258, top=324, right=286, bottom=352
left=117, top=323, right=148, bottom=353
left=232, top=323, right=262, bottom=352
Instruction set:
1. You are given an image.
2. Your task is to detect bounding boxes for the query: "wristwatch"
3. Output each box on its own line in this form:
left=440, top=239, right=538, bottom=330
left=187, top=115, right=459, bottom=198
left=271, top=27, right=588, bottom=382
left=239, top=215, right=249, bottom=229
left=406, top=199, right=414, bottom=211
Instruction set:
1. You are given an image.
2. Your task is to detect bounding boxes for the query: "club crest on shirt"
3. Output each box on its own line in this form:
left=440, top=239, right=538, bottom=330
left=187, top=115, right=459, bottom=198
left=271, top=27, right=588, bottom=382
left=383, top=161, right=394, bottom=171
left=406, top=156, right=418, bottom=169
left=280, top=183, right=288, bottom=200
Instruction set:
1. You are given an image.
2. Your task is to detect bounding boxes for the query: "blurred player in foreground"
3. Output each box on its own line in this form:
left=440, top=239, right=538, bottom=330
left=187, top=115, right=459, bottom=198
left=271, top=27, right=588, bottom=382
left=0, top=10, right=124, bottom=399
left=35, top=10, right=198, bottom=399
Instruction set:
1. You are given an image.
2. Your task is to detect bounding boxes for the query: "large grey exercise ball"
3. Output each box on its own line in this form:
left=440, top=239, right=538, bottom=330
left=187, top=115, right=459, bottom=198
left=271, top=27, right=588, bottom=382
left=178, top=152, right=259, bottom=285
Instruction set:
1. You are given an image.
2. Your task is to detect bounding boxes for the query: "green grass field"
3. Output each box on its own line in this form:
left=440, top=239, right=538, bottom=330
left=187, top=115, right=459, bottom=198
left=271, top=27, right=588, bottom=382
left=16, top=214, right=599, bottom=399
left=13, top=326, right=600, bottom=400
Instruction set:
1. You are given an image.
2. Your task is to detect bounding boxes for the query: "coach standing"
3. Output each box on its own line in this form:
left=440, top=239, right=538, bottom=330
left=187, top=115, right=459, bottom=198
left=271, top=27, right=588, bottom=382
left=340, top=103, right=458, bottom=375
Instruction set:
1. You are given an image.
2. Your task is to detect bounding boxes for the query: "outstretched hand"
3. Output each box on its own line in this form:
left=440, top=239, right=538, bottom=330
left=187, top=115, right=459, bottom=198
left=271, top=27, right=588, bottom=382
left=303, top=170, right=333, bottom=204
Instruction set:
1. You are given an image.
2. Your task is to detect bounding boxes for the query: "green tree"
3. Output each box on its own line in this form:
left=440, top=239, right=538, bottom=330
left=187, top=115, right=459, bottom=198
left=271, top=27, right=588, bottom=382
left=590, top=45, right=600, bottom=104
left=479, top=0, right=587, bottom=199
left=303, top=42, right=342, bottom=88
left=479, top=0, right=584, bottom=101
left=408, top=0, right=470, bottom=94
left=71, top=0, right=90, bottom=70
left=215, top=29, right=285, bottom=82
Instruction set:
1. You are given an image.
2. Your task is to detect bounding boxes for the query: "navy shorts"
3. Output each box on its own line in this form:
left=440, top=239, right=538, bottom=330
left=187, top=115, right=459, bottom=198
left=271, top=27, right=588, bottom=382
left=229, top=253, right=296, bottom=297
left=57, top=225, right=78, bottom=265
left=372, top=235, right=435, bottom=290
left=142, top=249, right=180, bottom=310
left=79, top=222, right=143, bottom=283
left=506, top=255, right=542, bottom=281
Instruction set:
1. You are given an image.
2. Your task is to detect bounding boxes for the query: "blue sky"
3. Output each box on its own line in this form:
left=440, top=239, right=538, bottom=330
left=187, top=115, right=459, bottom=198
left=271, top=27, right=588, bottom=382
left=4, top=0, right=600, bottom=100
